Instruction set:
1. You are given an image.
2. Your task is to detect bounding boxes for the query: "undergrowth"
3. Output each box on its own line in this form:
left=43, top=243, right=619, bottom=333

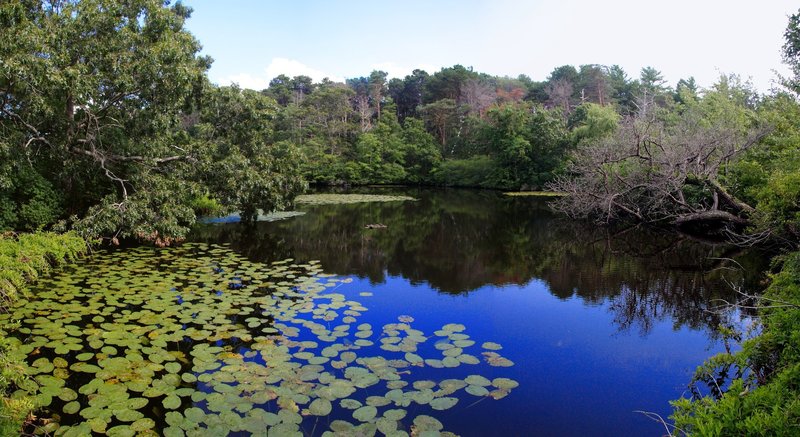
left=0, top=232, right=87, bottom=435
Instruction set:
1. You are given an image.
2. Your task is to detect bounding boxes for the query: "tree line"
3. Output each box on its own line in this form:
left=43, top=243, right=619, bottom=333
left=1, top=0, right=798, bottom=248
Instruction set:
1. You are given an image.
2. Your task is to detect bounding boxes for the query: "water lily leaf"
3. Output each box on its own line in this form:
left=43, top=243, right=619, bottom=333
left=330, top=420, right=354, bottom=432
left=309, top=398, right=332, bottom=416
left=114, top=408, right=144, bottom=422
left=126, top=397, right=148, bottom=410
left=353, top=405, right=377, bottom=422
left=424, top=359, right=444, bottom=368
left=411, top=390, right=434, bottom=405
left=107, top=425, right=136, bottom=437
left=492, top=377, right=519, bottom=390
left=54, top=388, right=78, bottom=405
left=163, top=427, right=183, bottom=437
left=340, top=399, right=362, bottom=410
left=376, top=417, right=398, bottom=434
left=386, top=381, right=407, bottom=390
left=366, top=396, right=391, bottom=407
left=430, top=396, right=459, bottom=411
left=453, top=339, right=475, bottom=348
left=63, top=401, right=80, bottom=415
left=442, top=347, right=463, bottom=357
left=163, top=394, right=181, bottom=410
left=457, top=354, right=480, bottom=365
left=489, top=389, right=510, bottom=400
left=130, top=418, right=156, bottom=432
left=441, top=357, right=460, bottom=368
left=482, top=342, right=503, bottom=350
left=466, top=385, right=490, bottom=396
left=465, top=375, right=491, bottom=386
left=75, top=353, right=94, bottom=361
left=441, top=323, right=465, bottom=333
left=340, top=352, right=357, bottom=363
left=383, top=409, right=407, bottom=421
left=413, top=415, right=443, bottom=432
left=184, top=406, right=205, bottom=423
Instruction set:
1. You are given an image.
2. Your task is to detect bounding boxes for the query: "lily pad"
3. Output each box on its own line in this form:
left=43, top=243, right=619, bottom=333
left=309, top=398, right=332, bottom=416
left=430, top=396, right=459, bottom=411
left=353, top=405, right=378, bottom=422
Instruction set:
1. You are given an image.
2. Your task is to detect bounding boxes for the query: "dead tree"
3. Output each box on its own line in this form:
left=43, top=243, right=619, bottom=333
left=549, top=108, right=769, bottom=237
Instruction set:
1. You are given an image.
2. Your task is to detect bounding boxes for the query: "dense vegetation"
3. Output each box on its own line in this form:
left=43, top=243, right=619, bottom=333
left=0, top=232, right=86, bottom=434
left=3, top=2, right=798, bottom=245
left=1, top=0, right=799, bottom=435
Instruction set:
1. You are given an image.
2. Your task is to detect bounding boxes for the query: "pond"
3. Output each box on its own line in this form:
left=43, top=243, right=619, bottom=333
left=2, top=188, right=766, bottom=436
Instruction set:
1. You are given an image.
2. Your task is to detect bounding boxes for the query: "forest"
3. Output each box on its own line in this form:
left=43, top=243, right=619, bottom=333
left=1, top=1, right=799, bottom=436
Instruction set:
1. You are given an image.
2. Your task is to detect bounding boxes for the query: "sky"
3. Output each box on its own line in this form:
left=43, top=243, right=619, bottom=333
left=181, top=0, right=798, bottom=93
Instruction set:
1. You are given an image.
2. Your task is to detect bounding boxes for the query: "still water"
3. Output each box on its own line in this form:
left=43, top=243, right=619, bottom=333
left=6, top=188, right=764, bottom=436
left=192, top=187, right=765, bottom=436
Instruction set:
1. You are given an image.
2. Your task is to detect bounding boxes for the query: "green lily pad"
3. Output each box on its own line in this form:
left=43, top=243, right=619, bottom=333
left=63, top=401, right=80, bottom=415
left=163, top=394, right=181, bottom=410
left=384, top=409, right=407, bottom=421
left=353, top=405, right=378, bottom=422
left=413, top=415, right=443, bottom=432
left=130, top=418, right=155, bottom=432
left=492, top=377, right=520, bottom=390
left=309, top=398, right=332, bottom=416
left=482, top=341, right=503, bottom=350
left=340, top=399, right=362, bottom=410
left=465, top=375, right=491, bottom=386
left=466, top=385, right=490, bottom=396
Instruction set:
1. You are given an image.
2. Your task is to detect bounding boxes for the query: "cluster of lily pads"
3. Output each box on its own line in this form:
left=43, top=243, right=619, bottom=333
left=294, top=194, right=416, bottom=205
left=0, top=243, right=517, bottom=436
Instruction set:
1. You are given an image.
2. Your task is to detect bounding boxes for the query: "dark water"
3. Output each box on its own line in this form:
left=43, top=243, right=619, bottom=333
left=190, top=187, right=767, bottom=436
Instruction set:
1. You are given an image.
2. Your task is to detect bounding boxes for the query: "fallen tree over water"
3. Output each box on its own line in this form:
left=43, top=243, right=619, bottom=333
left=549, top=102, right=769, bottom=239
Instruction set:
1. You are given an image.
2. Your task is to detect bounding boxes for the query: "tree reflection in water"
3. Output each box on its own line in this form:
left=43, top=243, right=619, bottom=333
left=191, top=188, right=768, bottom=336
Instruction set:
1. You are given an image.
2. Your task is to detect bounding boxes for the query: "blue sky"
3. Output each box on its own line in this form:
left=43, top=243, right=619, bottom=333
left=181, top=0, right=798, bottom=93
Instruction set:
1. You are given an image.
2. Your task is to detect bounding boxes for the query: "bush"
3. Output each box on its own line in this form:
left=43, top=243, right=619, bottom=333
left=432, top=156, right=505, bottom=189
left=0, top=166, right=63, bottom=232
left=0, top=231, right=87, bottom=435
left=671, top=252, right=800, bottom=436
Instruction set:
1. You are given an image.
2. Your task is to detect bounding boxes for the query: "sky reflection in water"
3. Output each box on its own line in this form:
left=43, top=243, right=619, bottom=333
left=191, top=188, right=765, bottom=436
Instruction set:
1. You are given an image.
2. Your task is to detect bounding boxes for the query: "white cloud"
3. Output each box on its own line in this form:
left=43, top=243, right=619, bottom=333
left=222, top=72, right=271, bottom=90
left=217, top=58, right=343, bottom=90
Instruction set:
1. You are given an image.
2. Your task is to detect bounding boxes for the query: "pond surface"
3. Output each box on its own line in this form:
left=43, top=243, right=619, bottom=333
left=3, top=188, right=766, bottom=436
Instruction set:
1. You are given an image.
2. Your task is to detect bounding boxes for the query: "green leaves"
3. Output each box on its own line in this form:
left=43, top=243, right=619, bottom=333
left=8, top=243, right=519, bottom=435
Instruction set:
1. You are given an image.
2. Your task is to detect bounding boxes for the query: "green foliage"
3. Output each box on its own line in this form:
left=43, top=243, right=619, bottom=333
left=568, top=103, right=619, bottom=144
left=188, top=193, right=223, bottom=217
left=782, top=9, right=800, bottom=94
left=400, top=118, right=441, bottom=183
left=671, top=252, right=800, bottom=436
left=483, top=103, right=570, bottom=189
left=433, top=156, right=503, bottom=189
left=0, top=232, right=87, bottom=305
left=755, top=171, right=800, bottom=235
left=0, top=231, right=87, bottom=434
left=723, top=92, right=800, bottom=237
left=0, top=335, right=33, bottom=436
